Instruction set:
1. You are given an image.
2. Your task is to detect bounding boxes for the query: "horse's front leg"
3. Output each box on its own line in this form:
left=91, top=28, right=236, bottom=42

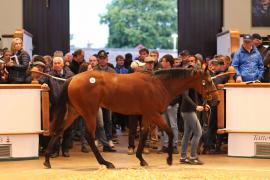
left=136, top=126, right=149, bottom=166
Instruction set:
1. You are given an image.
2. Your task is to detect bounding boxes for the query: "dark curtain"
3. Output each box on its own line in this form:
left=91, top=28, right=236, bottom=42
left=23, top=0, right=69, bottom=56
left=178, top=0, right=223, bottom=57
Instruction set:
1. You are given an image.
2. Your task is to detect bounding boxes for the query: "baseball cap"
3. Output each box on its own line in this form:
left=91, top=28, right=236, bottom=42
left=243, top=34, right=252, bottom=41
left=97, top=50, right=109, bottom=58
left=130, top=60, right=145, bottom=69
left=179, top=50, right=190, bottom=56
left=144, top=56, right=155, bottom=63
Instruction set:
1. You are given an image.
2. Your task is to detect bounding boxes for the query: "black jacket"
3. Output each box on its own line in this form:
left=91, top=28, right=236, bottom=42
left=46, top=66, right=74, bottom=105
left=180, top=89, right=198, bottom=112
left=69, top=59, right=84, bottom=74
left=6, top=50, right=30, bottom=83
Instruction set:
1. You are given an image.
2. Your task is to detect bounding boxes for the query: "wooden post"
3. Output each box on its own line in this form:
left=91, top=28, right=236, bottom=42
left=30, top=67, right=39, bottom=84
left=41, top=88, right=50, bottom=136
left=227, top=66, right=236, bottom=83
left=217, top=84, right=225, bottom=129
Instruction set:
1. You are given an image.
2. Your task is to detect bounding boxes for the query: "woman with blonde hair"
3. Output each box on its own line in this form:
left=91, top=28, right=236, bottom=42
left=6, top=37, right=30, bottom=83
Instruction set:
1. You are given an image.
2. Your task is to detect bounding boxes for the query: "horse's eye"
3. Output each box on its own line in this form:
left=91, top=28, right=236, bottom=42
left=202, top=80, right=206, bottom=86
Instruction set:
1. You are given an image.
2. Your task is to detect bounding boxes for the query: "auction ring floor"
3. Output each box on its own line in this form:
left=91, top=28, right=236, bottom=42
left=1, top=131, right=270, bottom=179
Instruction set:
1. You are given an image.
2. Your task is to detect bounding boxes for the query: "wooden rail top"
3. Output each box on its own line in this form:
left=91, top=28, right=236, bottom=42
left=0, top=84, right=42, bottom=89
left=217, top=129, right=270, bottom=134
left=224, top=83, right=270, bottom=88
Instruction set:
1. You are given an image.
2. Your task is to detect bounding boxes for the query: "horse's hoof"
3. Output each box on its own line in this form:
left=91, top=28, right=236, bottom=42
left=43, top=161, right=51, bottom=169
left=140, top=161, right=149, bottom=166
left=167, top=157, right=173, bottom=166
left=105, top=162, right=115, bottom=169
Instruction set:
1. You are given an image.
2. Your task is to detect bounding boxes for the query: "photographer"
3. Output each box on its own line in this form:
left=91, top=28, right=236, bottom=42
left=6, top=38, right=30, bottom=84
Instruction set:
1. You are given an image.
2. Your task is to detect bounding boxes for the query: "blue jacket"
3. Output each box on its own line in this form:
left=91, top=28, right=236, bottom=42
left=232, top=46, right=264, bottom=82
left=115, top=65, right=129, bottom=74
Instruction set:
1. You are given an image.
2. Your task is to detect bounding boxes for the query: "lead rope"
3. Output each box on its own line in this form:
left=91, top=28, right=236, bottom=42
left=203, top=100, right=211, bottom=130
left=30, top=69, right=67, bottom=81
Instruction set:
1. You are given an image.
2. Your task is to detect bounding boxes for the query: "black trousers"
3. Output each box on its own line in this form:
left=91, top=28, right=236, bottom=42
left=128, top=115, right=142, bottom=149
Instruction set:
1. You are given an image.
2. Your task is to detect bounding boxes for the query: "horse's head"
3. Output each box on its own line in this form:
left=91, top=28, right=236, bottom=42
left=196, top=69, right=219, bottom=104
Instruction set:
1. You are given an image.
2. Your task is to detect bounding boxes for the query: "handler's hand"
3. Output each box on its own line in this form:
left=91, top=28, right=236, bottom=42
left=204, top=104, right=210, bottom=111
left=196, top=106, right=204, bottom=112
left=41, top=83, right=49, bottom=90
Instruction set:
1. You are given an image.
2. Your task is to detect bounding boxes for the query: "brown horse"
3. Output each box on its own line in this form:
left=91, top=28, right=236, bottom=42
left=43, top=68, right=219, bottom=169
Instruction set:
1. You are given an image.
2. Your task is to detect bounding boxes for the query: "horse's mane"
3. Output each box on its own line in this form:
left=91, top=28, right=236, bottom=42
left=153, top=68, right=199, bottom=79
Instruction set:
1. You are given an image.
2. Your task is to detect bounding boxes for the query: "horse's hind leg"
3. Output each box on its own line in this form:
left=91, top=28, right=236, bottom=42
left=43, top=131, right=62, bottom=168
left=136, top=125, right=149, bottom=166
left=83, top=111, right=115, bottom=169
left=44, top=106, right=79, bottom=168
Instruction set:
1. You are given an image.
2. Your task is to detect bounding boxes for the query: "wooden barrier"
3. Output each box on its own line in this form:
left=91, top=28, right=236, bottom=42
left=41, top=89, right=50, bottom=136
left=0, top=84, right=47, bottom=159
left=222, top=83, right=270, bottom=157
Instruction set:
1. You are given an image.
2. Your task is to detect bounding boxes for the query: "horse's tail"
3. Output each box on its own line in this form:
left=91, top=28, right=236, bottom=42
left=50, top=78, right=72, bottom=135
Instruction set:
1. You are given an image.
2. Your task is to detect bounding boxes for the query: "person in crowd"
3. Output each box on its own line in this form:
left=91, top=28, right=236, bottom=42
left=53, top=50, right=64, bottom=58
left=64, top=52, right=73, bottom=66
left=43, top=55, right=53, bottom=72
left=184, top=55, right=199, bottom=68
left=25, top=55, right=47, bottom=84
left=69, top=49, right=85, bottom=74
left=232, top=34, right=264, bottom=82
left=129, top=60, right=145, bottom=72
left=46, top=56, right=74, bottom=158
left=195, top=53, right=203, bottom=68
left=179, top=50, right=190, bottom=67
left=68, top=50, right=90, bottom=153
left=115, top=55, right=129, bottom=74
left=252, top=33, right=268, bottom=58
left=24, top=55, right=48, bottom=153
left=221, top=55, right=232, bottom=71
left=157, top=54, right=180, bottom=154
left=142, top=56, right=157, bottom=151
left=202, top=57, right=228, bottom=154
left=150, top=49, right=160, bottom=70
left=180, top=75, right=210, bottom=165
left=173, top=57, right=183, bottom=67
left=94, top=50, right=116, bottom=148
left=127, top=60, right=150, bottom=155
left=113, top=55, right=129, bottom=132
left=6, top=38, right=30, bottom=83
left=89, top=54, right=98, bottom=68
left=144, top=56, right=155, bottom=72
left=0, top=49, right=12, bottom=83
left=0, top=60, right=8, bottom=83
left=137, top=48, right=149, bottom=62
left=124, top=53, right=133, bottom=69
